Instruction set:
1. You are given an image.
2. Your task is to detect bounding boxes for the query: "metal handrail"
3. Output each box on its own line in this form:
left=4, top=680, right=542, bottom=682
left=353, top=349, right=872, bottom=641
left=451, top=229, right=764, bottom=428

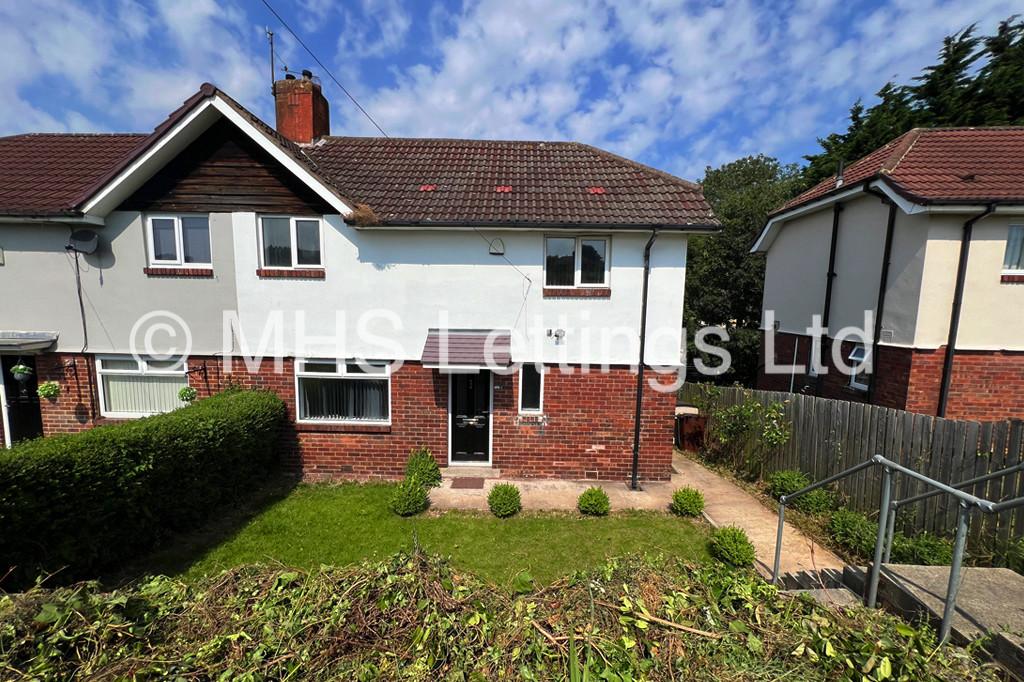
left=771, top=454, right=1023, bottom=645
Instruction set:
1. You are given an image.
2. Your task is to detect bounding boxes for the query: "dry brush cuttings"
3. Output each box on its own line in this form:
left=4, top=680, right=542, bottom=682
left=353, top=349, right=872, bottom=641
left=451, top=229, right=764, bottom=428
left=347, top=203, right=383, bottom=227
left=0, top=553, right=997, bottom=681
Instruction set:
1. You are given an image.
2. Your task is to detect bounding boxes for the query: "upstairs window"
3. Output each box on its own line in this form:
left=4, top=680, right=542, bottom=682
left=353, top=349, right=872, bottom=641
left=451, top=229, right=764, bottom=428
left=148, top=215, right=211, bottom=266
left=296, top=359, right=390, bottom=423
left=545, top=236, right=609, bottom=287
left=260, top=217, right=322, bottom=269
left=519, top=363, right=544, bottom=413
left=1004, top=225, right=1024, bottom=273
left=97, top=356, right=189, bottom=417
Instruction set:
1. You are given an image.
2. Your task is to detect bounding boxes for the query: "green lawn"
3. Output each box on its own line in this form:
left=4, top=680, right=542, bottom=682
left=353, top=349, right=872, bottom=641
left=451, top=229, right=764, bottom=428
left=181, top=483, right=711, bottom=586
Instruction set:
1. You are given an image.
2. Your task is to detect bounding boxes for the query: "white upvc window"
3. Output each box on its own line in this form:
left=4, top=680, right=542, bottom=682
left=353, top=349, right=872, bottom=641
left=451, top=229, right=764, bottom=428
left=147, top=215, right=211, bottom=267
left=295, top=359, right=390, bottom=424
left=1004, top=225, right=1024, bottom=274
left=848, top=343, right=869, bottom=391
left=96, top=356, right=190, bottom=418
left=518, top=363, right=544, bottom=413
left=259, top=216, right=323, bottom=269
left=544, top=235, right=610, bottom=288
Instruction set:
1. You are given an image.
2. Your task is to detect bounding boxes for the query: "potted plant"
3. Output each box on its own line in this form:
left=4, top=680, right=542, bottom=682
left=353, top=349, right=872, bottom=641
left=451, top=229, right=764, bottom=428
left=37, top=381, right=61, bottom=399
left=10, top=364, right=33, bottom=382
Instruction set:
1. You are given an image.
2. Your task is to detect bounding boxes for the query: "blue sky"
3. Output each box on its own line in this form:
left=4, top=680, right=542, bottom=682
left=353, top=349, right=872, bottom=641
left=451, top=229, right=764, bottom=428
left=0, top=0, right=1018, bottom=181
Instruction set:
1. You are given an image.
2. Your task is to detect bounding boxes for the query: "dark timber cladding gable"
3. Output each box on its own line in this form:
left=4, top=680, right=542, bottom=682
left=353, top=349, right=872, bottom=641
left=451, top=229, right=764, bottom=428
left=118, top=119, right=334, bottom=215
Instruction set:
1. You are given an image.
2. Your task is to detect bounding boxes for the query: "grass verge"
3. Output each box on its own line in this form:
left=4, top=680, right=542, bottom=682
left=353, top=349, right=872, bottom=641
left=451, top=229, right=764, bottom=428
left=182, top=482, right=712, bottom=587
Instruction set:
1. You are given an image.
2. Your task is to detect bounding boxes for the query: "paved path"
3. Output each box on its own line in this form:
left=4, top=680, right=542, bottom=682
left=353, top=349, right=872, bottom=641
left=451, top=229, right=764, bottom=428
left=431, top=452, right=843, bottom=579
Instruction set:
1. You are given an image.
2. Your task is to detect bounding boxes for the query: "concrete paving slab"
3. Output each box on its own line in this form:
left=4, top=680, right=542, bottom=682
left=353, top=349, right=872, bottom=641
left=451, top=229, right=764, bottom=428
left=429, top=452, right=842, bottom=582
left=844, top=564, right=1024, bottom=645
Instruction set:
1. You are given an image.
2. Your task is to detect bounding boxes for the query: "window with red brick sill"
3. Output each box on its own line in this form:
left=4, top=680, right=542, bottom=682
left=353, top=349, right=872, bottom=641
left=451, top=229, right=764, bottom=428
left=147, top=215, right=211, bottom=268
left=544, top=235, right=610, bottom=289
left=259, top=216, right=322, bottom=270
left=294, top=359, right=391, bottom=425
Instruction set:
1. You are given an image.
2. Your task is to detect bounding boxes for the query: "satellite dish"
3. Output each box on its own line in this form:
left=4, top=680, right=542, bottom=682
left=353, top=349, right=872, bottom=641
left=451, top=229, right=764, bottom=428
left=68, top=229, right=99, bottom=255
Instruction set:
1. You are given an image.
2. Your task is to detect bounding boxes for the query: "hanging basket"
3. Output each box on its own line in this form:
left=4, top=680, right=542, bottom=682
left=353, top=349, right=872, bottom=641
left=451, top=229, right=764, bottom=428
left=11, top=365, right=33, bottom=382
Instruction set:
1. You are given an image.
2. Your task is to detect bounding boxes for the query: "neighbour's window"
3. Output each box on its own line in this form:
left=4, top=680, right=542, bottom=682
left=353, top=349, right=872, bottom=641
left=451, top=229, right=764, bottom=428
left=519, top=363, right=543, bottom=413
left=260, top=216, right=322, bottom=268
left=848, top=344, right=869, bottom=390
left=96, top=356, right=189, bottom=417
left=148, top=215, right=211, bottom=266
left=296, top=359, right=390, bottom=423
left=545, top=236, right=609, bottom=287
left=1004, top=225, right=1024, bottom=273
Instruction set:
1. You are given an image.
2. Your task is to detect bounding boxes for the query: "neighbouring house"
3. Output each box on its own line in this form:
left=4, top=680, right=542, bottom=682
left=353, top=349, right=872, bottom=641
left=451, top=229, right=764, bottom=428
left=0, top=75, right=719, bottom=481
left=752, top=127, right=1024, bottom=421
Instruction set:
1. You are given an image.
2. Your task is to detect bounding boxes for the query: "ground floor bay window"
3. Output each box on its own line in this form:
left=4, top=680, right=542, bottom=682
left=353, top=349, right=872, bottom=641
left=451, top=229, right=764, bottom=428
left=296, top=360, right=390, bottom=424
left=96, top=356, right=189, bottom=417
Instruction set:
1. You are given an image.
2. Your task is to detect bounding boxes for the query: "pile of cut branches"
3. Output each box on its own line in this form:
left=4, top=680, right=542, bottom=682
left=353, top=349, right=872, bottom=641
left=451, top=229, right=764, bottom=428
left=0, top=552, right=997, bottom=680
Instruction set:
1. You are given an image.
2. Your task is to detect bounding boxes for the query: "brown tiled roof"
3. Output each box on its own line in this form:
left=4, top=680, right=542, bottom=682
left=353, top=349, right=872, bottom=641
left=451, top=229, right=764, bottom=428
left=0, top=82, right=717, bottom=229
left=0, top=133, right=146, bottom=215
left=307, top=137, right=716, bottom=227
left=775, top=127, right=1024, bottom=216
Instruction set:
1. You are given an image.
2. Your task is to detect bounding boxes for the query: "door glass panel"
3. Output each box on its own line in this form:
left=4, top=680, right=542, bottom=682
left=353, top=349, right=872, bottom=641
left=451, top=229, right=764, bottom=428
left=580, top=239, right=606, bottom=284
left=261, top=217, right=292, bottom=267
left=181, top=216, right=211, bottom=264
left=151, top=218, right=177, bottom=262
left=296, top=220, right=321, bottom=265
left=545, top=237, right=575, bottom=286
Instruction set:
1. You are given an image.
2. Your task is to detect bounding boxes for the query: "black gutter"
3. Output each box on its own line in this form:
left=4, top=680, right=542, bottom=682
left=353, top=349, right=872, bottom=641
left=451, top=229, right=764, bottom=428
left=347, top=219, right=721, bottom=232
left=937, top=204, right=996, bottom=417
left=815, top=203, right=842, bottom=397
left=631, top=227, right=660, bottom=491
left=866, top=192, right=897, bottom=403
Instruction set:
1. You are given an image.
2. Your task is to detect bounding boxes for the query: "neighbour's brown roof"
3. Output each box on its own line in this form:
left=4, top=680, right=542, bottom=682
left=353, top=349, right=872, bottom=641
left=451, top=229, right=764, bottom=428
left=0, top=134, right=145, bottom=215
left=0, top=82, right=717, bottom=229
left=307, top=137, right=717, bottom=226
left=775, top=127, right=1024, bottom=216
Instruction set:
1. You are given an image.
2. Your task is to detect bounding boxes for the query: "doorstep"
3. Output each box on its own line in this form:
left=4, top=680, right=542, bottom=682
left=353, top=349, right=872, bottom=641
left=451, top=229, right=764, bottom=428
left=439, top=465, right=502, bottom=479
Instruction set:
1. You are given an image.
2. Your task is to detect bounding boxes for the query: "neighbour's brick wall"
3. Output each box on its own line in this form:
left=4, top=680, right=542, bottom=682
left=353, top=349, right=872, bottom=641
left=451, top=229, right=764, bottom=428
left=757, top=331, right=1024, bottom=421
left=31, top=354, right=675, bottom=482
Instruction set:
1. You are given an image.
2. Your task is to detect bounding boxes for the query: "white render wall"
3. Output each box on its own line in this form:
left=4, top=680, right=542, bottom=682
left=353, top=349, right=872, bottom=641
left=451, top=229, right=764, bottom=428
left=229, top=214, right=688, bottom=366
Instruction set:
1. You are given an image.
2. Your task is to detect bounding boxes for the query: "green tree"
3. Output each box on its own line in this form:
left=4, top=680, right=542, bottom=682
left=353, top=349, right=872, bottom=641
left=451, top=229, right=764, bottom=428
left=973, top=17, right=1024, bottom=126
left=685, top=155, right=803, bottom=387
left=908, top=25, right=982, bottom=126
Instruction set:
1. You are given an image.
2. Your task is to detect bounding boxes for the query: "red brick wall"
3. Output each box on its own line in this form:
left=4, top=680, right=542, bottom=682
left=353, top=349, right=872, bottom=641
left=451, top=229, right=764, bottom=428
left=29, top=353, right=675, bottom=482
left=758, top=332, right=1024, bottom=421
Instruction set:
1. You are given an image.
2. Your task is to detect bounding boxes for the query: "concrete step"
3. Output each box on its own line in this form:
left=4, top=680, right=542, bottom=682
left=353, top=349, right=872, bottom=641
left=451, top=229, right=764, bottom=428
left=784, top=586, right=862, bottom=609
left=775, top=568, right=845, bottom=591
left=440, top=466, right=502, bottom=479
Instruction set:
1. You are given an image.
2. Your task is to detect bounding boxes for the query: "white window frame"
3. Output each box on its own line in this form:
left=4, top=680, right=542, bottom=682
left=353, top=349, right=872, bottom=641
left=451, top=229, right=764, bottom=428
left=146, top=214, right=212, bottom=267
left=518, top=363, right=544, bottom=414
left=543, top=235, right=611, bottom=289
left=1003, top=224, right=1024, bottom=275
left=95, top=355, right=189, bottom=418
left=848, top=343, right=869, bottom=391
left=258, top=216, right=324, bottom=270
left=294, top=358, right=391, bottom=425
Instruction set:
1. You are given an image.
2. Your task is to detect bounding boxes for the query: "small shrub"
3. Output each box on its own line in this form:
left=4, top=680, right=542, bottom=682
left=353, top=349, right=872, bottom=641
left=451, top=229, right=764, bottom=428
left=488, top=483, right=521, bottom=518
left=577, top=486, right=610, bottom=516
left=827, top=509, right=878, bottom=557
left=389, top=478, right=429, bottom=517
left=670, top=487, right=705, bottom=517
left=766, top=470, right=810, bottom=499
left=405, top=446, right=441, bottom=488
left=710, top=526, right=756, bottom=567
left=892, top=531, right=954, bottom=566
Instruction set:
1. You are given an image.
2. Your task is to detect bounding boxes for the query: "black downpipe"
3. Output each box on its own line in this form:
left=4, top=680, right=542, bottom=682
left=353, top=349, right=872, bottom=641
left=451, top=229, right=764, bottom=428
left=631, top=228, right=660, bottom=491
left=937, top=205, right=995, bottom=417
left=816, top=203, right=842, bottom=396
left=867, top=200, right=897, bottom=403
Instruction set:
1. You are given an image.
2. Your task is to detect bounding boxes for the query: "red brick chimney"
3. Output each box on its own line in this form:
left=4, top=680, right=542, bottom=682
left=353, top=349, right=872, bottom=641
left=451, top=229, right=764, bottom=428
left=274, top=71, right=330, bottom=144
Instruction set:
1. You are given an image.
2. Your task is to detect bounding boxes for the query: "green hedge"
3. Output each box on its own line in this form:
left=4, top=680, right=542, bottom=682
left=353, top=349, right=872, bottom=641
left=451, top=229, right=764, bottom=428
left=0, top=389, right=286, bottom=588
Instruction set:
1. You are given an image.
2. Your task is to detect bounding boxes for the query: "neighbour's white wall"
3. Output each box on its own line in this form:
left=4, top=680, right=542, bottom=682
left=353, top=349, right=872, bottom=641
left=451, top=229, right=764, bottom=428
left=229, top=214, right=688, bottom=366
left=915, top=214, right=1024, bottom=350
left=0, top=212, right=237, bottom=355
left=761, top=194, right=927, bottom=347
